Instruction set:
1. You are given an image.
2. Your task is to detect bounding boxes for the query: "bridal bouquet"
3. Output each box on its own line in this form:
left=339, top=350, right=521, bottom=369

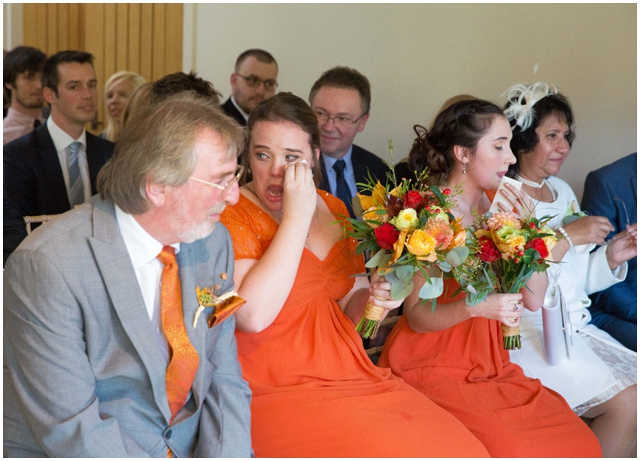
left=452, top=211, right=557, bottom=349
left=342, top=144, right=469, bottom=338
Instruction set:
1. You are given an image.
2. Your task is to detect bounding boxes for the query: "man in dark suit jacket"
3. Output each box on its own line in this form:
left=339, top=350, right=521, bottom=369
left=3, top=50, right=114, bottom=260
left=221, top=49, right=278, bottom=126
left=582, top=152, right=637, bottom=351
left=4, top=93, right=252, bottom=457
left=309, top=66, right=389, bottom=218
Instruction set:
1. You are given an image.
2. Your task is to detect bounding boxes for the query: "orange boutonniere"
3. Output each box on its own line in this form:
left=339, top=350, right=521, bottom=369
left=193, top=274, right=246, bottom=328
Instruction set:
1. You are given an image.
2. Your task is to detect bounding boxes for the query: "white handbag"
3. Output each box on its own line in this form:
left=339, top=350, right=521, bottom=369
left=541, top=267, right=574, bottom=365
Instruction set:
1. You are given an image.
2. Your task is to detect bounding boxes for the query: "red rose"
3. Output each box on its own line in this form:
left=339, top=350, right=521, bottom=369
left=403, top=190, right=425, bottom=212
left=477, top=236, right=500, bottom=263
left=374, top=223, right=400, bottom=250
left=525, top=237, right=549, bottom=259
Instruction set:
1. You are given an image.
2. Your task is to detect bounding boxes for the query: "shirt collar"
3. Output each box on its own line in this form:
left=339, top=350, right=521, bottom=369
left=230, top=96, right=250, bottom=121
left=46, top=116, right=87, bottom=153
left=6, top=108, right=44, bottom=125
left=321, top=145, right=354, bottom=170
left=115, top=205, right=180, bottom=269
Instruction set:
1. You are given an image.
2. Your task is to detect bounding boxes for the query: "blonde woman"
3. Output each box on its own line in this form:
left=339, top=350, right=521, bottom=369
left=101, top=71, right=145, bottom=142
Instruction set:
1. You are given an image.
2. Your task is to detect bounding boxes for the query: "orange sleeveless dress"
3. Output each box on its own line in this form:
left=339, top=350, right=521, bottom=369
left=378, top=279, right=602, bottom=457
left=220, top=191, right=489, bottom=457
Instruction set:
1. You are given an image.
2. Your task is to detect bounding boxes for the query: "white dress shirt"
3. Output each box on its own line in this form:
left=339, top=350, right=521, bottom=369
left=115, top=205, right=181, bottom=365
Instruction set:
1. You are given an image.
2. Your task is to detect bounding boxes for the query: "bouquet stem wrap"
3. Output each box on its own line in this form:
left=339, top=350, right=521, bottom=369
left=501, top=322, right=521, bottom=350
left=356, top=301, right=385, bottom=339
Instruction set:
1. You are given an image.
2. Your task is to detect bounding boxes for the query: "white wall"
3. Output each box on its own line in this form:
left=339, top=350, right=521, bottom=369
left=188, top=3, right=636, bottom=200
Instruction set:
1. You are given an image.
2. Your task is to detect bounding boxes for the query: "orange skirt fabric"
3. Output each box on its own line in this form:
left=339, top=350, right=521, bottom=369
left=378, top=279, right=602, bottom=457
left=220, top=192, right=490, bottom=457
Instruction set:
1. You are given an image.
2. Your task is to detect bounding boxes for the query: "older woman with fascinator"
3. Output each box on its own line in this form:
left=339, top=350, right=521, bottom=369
left=504, top=82, right=637, bottom=457
left=219, top=92, right=489, bottom=458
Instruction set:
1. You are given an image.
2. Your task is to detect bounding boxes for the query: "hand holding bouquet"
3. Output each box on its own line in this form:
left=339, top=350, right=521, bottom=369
left=452, top=211, right=557, bottom=349
left=342, top=146, right=469, bottom=338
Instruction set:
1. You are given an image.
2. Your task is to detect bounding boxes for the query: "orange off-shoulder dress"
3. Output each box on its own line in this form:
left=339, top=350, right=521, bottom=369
left=220, top=191, right=490, bottom=458
left=378, top=279, right=602, bottom=457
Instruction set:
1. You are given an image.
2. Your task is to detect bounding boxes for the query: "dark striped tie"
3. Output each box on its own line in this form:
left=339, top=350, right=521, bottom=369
left=68, top=142, right=84, bottom=207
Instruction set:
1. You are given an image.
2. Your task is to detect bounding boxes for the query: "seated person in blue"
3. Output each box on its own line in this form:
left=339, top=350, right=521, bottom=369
left=581, top=152, right=637, bottom=351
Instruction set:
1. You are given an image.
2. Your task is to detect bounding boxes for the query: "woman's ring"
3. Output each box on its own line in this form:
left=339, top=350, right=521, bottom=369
left=511, top=300, right=519, bottom=311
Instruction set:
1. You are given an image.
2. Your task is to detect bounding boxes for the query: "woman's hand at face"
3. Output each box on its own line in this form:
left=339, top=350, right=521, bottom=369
left=605, top=222, right=637, bottom=269
left=470, top=292, right=524, bottom=327
left=562, top=215, right=615, bottom=246
left=282, top=159, right=317, bottom=223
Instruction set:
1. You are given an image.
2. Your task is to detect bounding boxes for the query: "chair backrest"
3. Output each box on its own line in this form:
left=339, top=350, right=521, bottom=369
left=24, top=215, right=59, bottom=234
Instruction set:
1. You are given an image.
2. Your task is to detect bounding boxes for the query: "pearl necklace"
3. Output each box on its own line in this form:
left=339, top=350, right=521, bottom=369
left=514, top=173, right=545, bottom=189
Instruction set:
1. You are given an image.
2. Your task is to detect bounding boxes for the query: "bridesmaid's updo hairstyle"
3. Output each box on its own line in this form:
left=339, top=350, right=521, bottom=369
left=243, top=92, right=323, bottom=186
left=408, top=99, right=504, bottom=186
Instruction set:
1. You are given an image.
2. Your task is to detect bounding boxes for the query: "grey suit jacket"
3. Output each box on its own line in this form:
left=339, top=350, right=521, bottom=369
left=3, top=196, right=252, bottom=457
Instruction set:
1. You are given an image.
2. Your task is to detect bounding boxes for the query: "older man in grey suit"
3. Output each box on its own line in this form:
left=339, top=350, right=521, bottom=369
left=4, top=93, right=252, bottom=457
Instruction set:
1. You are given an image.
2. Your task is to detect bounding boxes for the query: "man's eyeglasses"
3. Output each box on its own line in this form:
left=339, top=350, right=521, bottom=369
left=189, top=165, right=244, bottom=193
left=314, top=110, right=364, bottom=128
left=237, top=74, right=278, bottom=91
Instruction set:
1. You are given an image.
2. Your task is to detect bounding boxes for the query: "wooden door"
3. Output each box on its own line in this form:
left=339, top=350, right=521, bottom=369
left=22, top=3, right=183, bottom=133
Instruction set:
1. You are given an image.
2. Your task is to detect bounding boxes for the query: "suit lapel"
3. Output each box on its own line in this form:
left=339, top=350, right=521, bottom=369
left=319, top=155, right=330, bottom=192
left=351, top=145, right=368, bottom=184
left=37, top=126, right=71, bottom=210
left=88, top=198, right=172, bottom=421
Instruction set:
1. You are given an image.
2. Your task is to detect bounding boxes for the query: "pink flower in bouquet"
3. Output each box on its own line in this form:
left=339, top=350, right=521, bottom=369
left=424, top=218, right=454, bottom=249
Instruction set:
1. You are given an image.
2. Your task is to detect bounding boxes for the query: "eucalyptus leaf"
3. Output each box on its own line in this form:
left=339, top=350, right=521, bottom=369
left=395, top=265, right=415, bottom=283
left=365, top=249, right=391, bottom=269
left=391, top=279, right=415, bottom=300
left=418, top=276, right=444, bottom=300
left=446, top=246, right=469, bottom=267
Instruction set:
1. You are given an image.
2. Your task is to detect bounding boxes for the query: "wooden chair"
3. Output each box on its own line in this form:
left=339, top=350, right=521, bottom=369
left=24, top=215, right=59, bottom=234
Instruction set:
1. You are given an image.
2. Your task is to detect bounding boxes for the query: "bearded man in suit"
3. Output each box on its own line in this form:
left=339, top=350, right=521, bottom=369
left=3, top=93, right=252, bottom=457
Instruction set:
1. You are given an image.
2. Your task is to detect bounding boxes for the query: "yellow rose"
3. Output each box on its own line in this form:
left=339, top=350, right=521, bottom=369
left=405, top=229, right=437, bottom=261
left=392, top=208, right=419, bottom=231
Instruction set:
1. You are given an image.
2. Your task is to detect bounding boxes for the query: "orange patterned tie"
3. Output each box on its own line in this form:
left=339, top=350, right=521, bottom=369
left=157, top=246, right=200, bottom=423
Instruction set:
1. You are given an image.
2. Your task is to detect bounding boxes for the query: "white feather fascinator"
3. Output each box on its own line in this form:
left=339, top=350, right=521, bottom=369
left=502, top=82, right=557, bottom=131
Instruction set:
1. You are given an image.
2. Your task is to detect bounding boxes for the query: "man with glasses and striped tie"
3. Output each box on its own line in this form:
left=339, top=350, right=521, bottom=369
left=4, top=50, right=114, bottom=258
left=222, top=48, right=278, bottom=127
left=309, top=66, right=389, bottom=219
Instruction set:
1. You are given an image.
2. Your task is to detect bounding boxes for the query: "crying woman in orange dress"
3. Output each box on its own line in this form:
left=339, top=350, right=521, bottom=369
left=219, top=92, right=489, bottom=458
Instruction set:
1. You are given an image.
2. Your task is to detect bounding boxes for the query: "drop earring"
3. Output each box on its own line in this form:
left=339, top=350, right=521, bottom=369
left=462, top=163, right=467, bottom=175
